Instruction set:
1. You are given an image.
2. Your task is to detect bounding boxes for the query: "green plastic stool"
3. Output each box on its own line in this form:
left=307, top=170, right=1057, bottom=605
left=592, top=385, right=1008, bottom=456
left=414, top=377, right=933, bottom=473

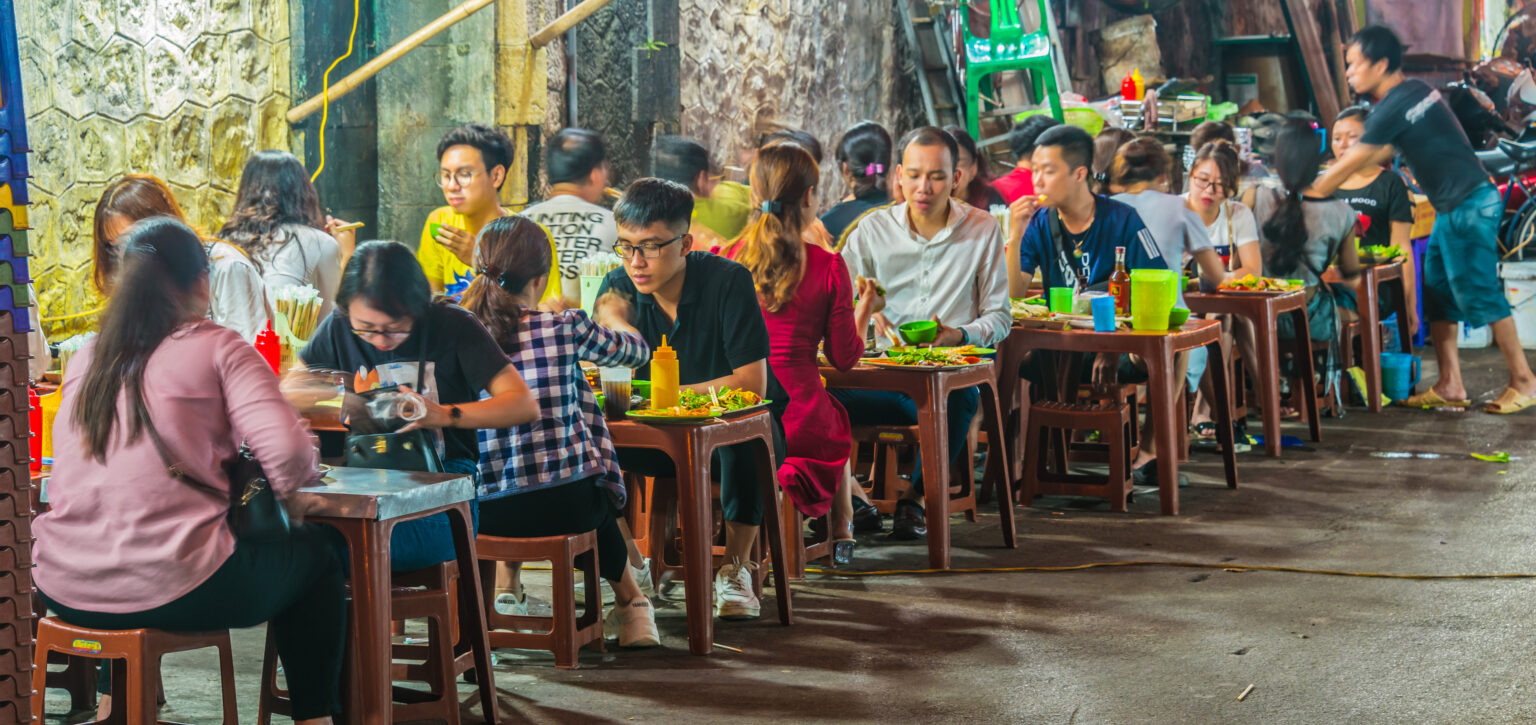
left=962, top=0, right=1063, bottom=139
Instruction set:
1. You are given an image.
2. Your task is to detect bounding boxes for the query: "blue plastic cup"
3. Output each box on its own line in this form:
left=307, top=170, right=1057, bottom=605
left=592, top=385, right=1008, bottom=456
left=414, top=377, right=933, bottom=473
left=1091, top=294, right=1117, bottom=332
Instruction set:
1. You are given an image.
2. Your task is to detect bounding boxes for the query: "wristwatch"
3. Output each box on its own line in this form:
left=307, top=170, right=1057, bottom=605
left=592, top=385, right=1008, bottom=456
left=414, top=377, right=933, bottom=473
left=449, top=405, right=463, bottom=426
left=959, top=328, right=970, bottom=346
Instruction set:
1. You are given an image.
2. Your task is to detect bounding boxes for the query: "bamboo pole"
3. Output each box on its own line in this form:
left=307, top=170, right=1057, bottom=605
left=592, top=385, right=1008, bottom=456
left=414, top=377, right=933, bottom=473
left=528, top=0, right=615, bottom=49
left=287, top=0, right=497, bottom=124
left=287, top=0, right=617, bottom=125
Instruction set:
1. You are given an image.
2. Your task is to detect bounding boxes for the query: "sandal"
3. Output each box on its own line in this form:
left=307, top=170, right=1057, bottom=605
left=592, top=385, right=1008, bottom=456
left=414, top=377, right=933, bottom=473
left=831, top=538, right=856, bottom=566
left=1399, top=388, right=1472, bottom=409
left=1191, top=421, right=1217, bottom=440
left=1484, top=387, right=1536, bottom=415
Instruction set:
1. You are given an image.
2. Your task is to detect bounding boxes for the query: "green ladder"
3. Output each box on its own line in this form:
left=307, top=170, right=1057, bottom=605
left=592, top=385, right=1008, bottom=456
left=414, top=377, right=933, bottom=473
left=961, top=0, right=1064, bottom=140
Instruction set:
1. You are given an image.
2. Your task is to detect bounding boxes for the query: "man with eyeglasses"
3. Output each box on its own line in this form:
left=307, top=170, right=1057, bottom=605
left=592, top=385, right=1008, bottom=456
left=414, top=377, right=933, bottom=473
left=593, top=178, right=788, bottom=622
left=417, top=123, right=561, bottom=301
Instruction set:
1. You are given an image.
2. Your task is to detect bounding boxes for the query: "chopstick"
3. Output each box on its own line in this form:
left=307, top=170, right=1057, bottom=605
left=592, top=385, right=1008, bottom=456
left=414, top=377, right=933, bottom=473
left=332, top=221, right=365, bottom=232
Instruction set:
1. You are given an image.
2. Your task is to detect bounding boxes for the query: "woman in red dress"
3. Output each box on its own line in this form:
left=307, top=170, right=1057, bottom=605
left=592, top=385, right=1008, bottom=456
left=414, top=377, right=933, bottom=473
left=721, top=143, right=880, bottom=563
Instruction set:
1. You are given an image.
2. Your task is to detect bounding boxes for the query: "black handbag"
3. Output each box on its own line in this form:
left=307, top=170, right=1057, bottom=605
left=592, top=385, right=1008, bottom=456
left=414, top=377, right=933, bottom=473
left=142, top=406, right=292, bottom=542
left=341, top=323, right=447, bottom=473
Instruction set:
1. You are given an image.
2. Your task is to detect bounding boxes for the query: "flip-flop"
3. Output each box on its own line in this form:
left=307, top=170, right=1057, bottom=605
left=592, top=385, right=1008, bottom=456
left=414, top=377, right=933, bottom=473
left=1484, top=387, right=1536, bottom=415
left=1398, top=389, right=1472, bottom=409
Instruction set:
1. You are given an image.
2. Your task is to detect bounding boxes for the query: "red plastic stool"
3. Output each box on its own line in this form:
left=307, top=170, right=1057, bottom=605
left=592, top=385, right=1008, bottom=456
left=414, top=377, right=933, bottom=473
left=476, top=531, right=603, bottom=669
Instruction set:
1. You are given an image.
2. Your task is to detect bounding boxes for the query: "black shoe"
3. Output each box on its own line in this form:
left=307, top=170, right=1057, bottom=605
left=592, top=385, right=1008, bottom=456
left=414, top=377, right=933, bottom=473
left=1132, top=463, right=1189, bottom=488
left=851, top=499, right=883, bottom=533
left=889, top=500, right=927, bottom=540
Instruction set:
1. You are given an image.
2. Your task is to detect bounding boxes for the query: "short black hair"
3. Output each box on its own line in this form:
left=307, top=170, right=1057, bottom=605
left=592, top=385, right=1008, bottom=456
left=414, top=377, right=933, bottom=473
left=760, top=129, right=824, bottom=164
left=545, top=128, right=607, bottom=186
left=1350, top=24, right=1404, bottom=73
left=897, top=126, right=960, bottom=170
left=613, top=177, right=694, bottom=235
left=1008, top=115, right=1059, bottom=161
left=436, top=123, right=515, bottom=191
left=337, top=240, right=433, bottom=321
left=1034, top=124, right=1094, bottom=171
left=651, top=135, right=712, bottom=192
left=1335, top=105, right=1370, bottom=124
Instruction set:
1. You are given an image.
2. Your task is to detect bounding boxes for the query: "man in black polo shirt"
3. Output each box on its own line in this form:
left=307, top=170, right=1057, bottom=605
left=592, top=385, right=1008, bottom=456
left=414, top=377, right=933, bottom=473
left=594, top=178, right=787, bottom=621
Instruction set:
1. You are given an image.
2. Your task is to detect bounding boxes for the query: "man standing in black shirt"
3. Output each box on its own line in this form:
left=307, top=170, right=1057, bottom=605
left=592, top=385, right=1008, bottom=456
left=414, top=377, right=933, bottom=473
left=1312, top=24, right=1536, bottom=414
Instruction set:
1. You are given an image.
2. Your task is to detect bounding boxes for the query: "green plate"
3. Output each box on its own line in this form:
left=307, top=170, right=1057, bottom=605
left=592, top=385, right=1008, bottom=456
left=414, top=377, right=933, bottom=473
left=886, top=346, right=995, bottom=356
left=625, top=409, right=722, bottom=424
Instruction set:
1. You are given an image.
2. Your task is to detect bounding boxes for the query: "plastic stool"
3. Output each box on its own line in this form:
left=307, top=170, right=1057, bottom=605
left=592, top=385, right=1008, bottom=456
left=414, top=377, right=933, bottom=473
left=476, top=531, right=603, bottom=669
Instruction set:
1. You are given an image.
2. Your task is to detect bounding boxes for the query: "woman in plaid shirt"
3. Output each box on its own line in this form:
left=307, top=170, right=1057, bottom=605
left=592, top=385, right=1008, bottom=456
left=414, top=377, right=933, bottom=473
left=462, top=215, right=660, bottom=648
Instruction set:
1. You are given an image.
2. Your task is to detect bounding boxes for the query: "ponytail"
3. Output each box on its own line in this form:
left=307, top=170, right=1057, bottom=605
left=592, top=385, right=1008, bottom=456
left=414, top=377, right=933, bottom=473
left=730, top=144, right=818, bottom=312
left=460, top=215, right=553, bottom=353
left=835, top=121, right=893, bottom=199
left=75, top=217, right=210, bottom=461
left=1262, top=118, right=1326, bottom=275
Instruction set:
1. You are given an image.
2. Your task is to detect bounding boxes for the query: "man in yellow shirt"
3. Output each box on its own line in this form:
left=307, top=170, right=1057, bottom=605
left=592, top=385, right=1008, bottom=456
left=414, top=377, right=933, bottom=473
left=420, top=122, right=559, bottom=301
left=650, top=135, right=750, bottom=250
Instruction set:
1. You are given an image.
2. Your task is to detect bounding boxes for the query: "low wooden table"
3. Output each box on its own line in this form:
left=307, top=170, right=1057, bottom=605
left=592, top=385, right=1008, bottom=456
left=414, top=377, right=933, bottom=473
left=1185, top=290, right=1321, bottom=457
left=607, top=411, right=792, bottom=656
left=1008, top=318, right=1239, bottom=515
left=293, top=467, right=499, bottom=724
left=821, top=362, right=1016, bottom=569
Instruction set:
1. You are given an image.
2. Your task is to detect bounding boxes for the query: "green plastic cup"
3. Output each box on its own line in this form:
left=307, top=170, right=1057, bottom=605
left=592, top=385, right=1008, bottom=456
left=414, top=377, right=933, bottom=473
left=1048, top=287, right=1074, bottom=314
left=580, top=275, right=604, bottom=312
left=1130, top=269, right=1177, bottom=332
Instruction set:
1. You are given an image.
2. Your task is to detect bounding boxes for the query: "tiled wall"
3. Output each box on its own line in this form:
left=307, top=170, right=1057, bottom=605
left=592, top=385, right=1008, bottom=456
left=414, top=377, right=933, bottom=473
left=19, top=0, right=292, bottom=339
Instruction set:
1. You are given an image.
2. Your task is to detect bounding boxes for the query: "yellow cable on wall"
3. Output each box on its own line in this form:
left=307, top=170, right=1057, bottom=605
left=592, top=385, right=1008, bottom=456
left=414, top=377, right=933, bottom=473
left=309, top=0, right=362, bottom=183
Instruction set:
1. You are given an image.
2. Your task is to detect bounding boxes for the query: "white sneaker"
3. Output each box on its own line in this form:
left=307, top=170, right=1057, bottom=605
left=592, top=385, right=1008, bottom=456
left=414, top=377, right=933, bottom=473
left=713, top=558, right=761, bottom=620
left=603, top=600, right=661, bottom=648
left=494, top=590, right=529, bottom=616
left=632, top=559, right=656, bottom=599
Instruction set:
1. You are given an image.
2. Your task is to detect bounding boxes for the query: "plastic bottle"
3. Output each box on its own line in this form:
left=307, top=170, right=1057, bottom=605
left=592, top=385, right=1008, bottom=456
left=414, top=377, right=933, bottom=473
left=255, top=321, right=281, bottom=375
left=28, top=387, right=40, bottom=473
left=650, top=335, right=680, bottom=410
left=1120, top=70, right=1137, bottom=101
left=1132, top=68, right=1146, bottom=100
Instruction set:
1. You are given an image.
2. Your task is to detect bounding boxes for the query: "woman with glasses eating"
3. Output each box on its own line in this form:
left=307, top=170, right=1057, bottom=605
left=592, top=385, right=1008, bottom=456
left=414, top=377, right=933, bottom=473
left=293, top=240, right=539, bottom=571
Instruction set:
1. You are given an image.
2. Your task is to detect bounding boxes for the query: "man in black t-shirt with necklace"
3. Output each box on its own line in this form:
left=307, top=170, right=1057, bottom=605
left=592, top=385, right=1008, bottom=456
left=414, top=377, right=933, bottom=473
left=1312, top=24, right=1536, bottom=415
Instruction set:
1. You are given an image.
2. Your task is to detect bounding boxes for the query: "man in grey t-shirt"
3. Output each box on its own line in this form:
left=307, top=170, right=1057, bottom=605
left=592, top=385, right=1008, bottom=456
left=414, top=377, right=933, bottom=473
left=521, top=128, right=619, bottom=307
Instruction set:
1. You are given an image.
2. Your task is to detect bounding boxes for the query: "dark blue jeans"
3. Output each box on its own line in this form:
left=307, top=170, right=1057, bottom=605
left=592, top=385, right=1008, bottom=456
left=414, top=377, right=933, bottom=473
left=389, top=457, right=480, bottom=572
left=830, top=387, right=980, bottom=496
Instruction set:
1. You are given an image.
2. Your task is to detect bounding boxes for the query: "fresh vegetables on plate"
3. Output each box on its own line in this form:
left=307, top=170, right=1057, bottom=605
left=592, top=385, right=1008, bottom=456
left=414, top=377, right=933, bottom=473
left=872, top=345, right=987, bottom=367
left=632, top=386, right=764, bottom=417
left=1355, top=240, right=1405, bottom=262
left=1219, top=274, right=1303, bottom=292
left=1010, top=298, right=1053, bottom=320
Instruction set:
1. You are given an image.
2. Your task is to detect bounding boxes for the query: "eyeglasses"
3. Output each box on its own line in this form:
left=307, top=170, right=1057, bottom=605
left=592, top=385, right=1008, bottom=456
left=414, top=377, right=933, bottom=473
left=1189, top=175, right=1227, bottom=194
left=350, top=327, right=413, bottom=341
left=613, top=233, right=685, bottom=260
left=436, top=169, right=483, bottom=189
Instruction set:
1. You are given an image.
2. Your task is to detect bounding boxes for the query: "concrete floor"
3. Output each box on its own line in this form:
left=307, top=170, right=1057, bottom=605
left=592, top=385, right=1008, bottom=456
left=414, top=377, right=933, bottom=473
left=40, top=347, right=1536, bottom=724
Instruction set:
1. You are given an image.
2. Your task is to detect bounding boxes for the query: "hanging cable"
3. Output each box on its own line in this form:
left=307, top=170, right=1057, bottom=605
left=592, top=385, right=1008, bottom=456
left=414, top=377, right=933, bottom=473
left=309, top=0, right=361, bottom=183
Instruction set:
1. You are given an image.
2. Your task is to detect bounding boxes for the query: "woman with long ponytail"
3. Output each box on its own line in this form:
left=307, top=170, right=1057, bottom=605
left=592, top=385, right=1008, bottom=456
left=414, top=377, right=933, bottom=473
left=1253, top=117, right=1362, bottom=383
left=35, top=218, right=346, bottom=724
left=722, top=143, right=881, bottom=563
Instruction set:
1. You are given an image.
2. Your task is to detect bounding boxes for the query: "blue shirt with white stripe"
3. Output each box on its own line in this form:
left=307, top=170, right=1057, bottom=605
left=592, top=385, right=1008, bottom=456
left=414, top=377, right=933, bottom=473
left=1018, top=194, right=1168, bottom=292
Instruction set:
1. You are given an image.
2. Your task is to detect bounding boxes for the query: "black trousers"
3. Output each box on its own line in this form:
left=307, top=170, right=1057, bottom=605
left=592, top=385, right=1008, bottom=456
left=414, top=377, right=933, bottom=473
left=478, top=477, right=628, bottom=582
left=40, top=524, right=348, bottom=720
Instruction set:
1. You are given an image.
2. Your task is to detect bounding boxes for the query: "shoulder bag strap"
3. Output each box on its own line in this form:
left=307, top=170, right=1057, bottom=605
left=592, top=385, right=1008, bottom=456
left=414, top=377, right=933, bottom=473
left=137, top=399, right=225, bottom=497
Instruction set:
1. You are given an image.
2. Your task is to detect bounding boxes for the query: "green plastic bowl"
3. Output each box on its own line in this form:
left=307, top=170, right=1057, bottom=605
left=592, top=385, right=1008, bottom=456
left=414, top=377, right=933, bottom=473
left=899, top=320, right=938, bottom=344
left=1167, top=307, right=1191, bottom=327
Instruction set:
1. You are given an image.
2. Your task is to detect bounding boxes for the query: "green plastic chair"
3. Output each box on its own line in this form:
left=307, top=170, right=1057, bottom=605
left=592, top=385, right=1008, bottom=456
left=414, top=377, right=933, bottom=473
left=962, top=0, right=1063, bottom=139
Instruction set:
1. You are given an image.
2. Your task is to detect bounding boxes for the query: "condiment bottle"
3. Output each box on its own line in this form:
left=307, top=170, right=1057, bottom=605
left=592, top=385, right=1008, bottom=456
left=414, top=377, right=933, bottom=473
left=1108, top=245, right=1132, bottom=316
left=650, top=334, right=680, bottom=409
left=255, top=321, right=282, bottom=375
left=1120, top=70, right=1137, bottom=101
left=28, top=387, right=40, bottom=473
left=1132, top=68, right=1145, bottom=100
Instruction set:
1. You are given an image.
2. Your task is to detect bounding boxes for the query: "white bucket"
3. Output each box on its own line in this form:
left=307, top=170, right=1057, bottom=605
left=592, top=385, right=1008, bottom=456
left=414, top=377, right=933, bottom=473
left=1501, top=261, right=1536, bottom=349
left=1459, top=322, right=1492, bottom=348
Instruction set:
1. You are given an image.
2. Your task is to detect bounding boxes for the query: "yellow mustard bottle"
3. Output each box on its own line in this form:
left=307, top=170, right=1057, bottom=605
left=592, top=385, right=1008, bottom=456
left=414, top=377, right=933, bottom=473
left=650, top=335, right=680, bottom=409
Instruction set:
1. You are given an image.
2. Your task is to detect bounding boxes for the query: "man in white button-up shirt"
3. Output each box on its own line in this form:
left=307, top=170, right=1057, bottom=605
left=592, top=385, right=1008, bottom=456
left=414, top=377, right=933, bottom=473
left=834, top=126, right=1010, bottom=540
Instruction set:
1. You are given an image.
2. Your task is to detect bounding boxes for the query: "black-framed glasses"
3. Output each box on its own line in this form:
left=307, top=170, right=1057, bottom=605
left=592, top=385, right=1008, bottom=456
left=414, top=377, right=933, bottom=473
left=613, top=233, right=685, bottom=260
left=1189, top=175, right=1227, bottom=194
left=436, top=169, right=483, bottom=189
left=349, top=326, right=413, bottom=341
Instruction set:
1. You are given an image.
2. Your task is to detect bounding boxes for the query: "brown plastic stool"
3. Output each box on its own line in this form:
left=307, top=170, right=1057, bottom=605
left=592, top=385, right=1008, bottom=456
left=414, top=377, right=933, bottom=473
left=257, top=561, right=477, bottom=725
left=476, top=531, right=603, bottom=669
left=32, top=617, right=237, bottom=724
left=849, top=424, right=978, bottom=519
left=1021, top=400, right=1135, bottom=512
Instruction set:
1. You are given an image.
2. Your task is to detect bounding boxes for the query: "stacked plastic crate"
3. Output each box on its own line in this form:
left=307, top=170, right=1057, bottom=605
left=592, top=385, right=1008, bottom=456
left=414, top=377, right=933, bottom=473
left=0, top=0, right=32, bottom=721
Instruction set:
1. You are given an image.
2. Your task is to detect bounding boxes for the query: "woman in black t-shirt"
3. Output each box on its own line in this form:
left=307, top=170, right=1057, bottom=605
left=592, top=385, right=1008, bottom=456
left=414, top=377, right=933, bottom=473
left=1330, top=106, right=1419, bottom=331
left=824, top=121, right=894, bottom=246
left=296, top=240, right=539, bottom=571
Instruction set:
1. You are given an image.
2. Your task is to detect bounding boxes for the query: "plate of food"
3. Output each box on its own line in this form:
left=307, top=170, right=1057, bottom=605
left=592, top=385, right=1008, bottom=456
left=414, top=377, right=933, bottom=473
left=1218, top=275, right=1304, bottom=294
left=863, top=345, right=992, bottom=369
left=626, top=387, right=769, bottom=423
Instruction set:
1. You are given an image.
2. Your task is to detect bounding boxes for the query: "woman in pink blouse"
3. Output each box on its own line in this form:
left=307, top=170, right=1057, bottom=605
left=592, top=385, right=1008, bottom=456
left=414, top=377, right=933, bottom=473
left=34, top=218, right=344, bottom=724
